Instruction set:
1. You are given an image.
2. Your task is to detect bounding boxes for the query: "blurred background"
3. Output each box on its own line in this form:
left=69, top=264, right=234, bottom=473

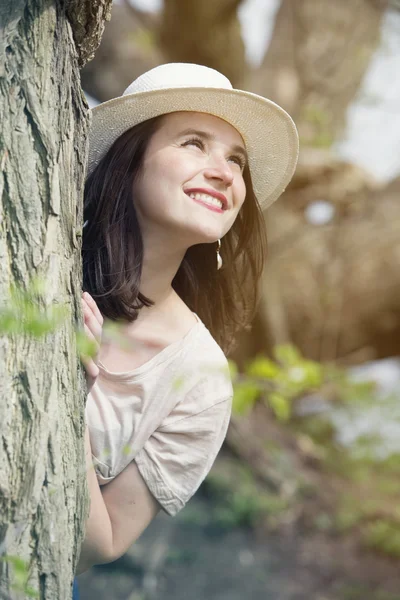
left=77, top=1, right=400, bottom=598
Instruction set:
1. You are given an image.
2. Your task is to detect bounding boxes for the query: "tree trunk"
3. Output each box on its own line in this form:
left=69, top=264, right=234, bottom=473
left=0, top=1, right=110, bottom=598
left=80, top=1, right=162, bottom=103
left=253, top=0, right=385, bottom=145
left=158, top=0, right=246, bottom=87
left=232, top=0, right=390, bottom=366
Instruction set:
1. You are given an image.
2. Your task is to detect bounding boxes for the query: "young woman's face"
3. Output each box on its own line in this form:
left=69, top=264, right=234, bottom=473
left=133, top=112, right=247, bottom=246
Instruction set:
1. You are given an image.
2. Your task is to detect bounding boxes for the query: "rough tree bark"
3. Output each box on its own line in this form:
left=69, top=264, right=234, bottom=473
left=0, top=1, right=111, bottom=598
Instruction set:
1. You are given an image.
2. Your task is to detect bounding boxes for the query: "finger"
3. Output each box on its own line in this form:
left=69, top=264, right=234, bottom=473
left=82, top=298, right=103, bottom=343
left=81, top=324, right=100, bottom=380
left=82, top=299, right=103, bottom=344
left=83, top=292, right=103, bottom=326
left=83, top=323, right=100, bottom=355
left=81, top=356, right=99, bottom=380
left=79, top=324, right=100, bottom=367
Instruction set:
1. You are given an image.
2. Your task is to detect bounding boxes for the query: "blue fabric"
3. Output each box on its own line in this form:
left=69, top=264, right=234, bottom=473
left=72, top=578, right=80, bottom=600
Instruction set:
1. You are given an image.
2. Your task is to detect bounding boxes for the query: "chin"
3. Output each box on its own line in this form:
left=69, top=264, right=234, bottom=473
left=183, top=225, right=223, bottom=246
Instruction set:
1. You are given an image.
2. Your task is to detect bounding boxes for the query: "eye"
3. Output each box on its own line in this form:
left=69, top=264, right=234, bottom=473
left=228, top=154, right=246, bottom=170
left=181, top=137, right=204, bottom=150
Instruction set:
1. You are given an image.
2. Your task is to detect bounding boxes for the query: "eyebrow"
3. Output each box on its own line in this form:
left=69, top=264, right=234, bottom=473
left=178, top=128, right=248, bottom=164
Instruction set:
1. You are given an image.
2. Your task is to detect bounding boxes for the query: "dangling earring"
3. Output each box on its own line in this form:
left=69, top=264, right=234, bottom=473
left=216, top=239, right=223, bottom=270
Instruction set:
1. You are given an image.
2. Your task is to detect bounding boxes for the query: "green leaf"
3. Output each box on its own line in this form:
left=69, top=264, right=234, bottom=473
left=232, top=382, right=260, bottom=415
left=0, top=555, right=39, bottom=597
left=268, top=392, right=291, bottom=421
left=273, top=344, right=302, bottom=366
left=227, top=359, right=238, bottom=380
left=172, top=375, right=186, bottom=391
left=363, top=520, right=400, bottom=558
left=245, top=356, right=280, bottom=380
left=286, top=361, right=323, bottom=388
left=0, top=312, right=22, bottom=334
left=29, top=277, right=47, bottom=297
left=123, top=444, right=132, bottom=456
left=24, top=586, right=40, bottom=598
left=0, top=280, right=67, bottom=338
left=133, top=28, right=156, bottom=52
left=101, top=447, right=111, bottom=459
left=286, top=366, right=307, bottom=384
left=302, top=105, right=331, bottom=126
left=102, top=320, right=131, bottom=351
left=76, top=330, right=97, bottom=358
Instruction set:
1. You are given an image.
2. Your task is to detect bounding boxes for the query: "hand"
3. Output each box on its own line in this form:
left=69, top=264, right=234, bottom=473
left=81, top=292, right=103, bottom=393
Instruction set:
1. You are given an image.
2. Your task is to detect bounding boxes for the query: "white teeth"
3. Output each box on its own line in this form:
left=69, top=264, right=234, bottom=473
left=188, top=192, right=223, bottom=209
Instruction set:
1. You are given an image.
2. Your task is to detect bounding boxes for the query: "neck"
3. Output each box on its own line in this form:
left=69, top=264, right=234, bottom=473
left=139, top=232, right=187, bottom=306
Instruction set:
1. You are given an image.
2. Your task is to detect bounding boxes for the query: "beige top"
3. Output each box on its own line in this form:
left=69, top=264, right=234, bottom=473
left=85, top=317, right=233, bottom=516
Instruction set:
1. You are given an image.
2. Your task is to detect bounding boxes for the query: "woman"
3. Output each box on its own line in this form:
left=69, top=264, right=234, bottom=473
left=76, top=63, right=298, bottom=583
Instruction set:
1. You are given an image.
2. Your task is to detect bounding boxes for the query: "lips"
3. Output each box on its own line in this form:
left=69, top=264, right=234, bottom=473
left=184, top=188, right=228, bottom=211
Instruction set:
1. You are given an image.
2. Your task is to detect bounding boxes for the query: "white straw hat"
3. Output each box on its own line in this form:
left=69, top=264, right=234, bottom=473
left=88, top=63, right=299, bottom=210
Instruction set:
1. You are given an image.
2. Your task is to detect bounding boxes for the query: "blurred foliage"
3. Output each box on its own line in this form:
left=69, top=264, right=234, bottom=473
left=0, top=555, right=39, bottom=597
left=0, top=279, right=99, bottom=362
left=4, top=282, right=400, bottom=562
left=133, top=27, right=157, bottom=53
left=182, top=460, right=291, bottom=531
left=341, top=587, right=400, bottom=600
left=326, top=448, right=400, bottom=558
left=230, top=344, right=322, bottom=420
left=295, top=403, right=400, bottom=559
left=230, top=343, right=374, bottom=421
left=228, top=343, right=400, bottom=560
left=75, top=329, right=98, bottom=360
left=0, top=279, right=67, bottom=338
left=363, top=521, right=400, bottom=558
left=300, top=104, right=335, bottom=148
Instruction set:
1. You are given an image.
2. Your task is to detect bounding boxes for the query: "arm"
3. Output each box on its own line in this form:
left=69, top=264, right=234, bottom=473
left=76, top=426, right=160, bottom=574
left=78, top=293, right=159, bottom=574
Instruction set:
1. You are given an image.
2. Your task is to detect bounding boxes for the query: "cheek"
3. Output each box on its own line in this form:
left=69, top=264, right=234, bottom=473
left=138, top=159, right=174, bottom=201
left=134, top=157, right=184, bottom=214
left=153, top=157, right=195, bottom=194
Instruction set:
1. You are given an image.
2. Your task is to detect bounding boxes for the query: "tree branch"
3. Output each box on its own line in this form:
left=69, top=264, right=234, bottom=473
left=65, top=0, right=113, bottom=68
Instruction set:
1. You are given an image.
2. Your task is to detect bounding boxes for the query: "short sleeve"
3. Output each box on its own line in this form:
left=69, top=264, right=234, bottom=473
left=134, top=396, right=232, bottom=516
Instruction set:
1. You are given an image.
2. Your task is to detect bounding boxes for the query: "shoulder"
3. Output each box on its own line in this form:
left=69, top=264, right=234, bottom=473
left=186, top=316, right=227, bottom=361
left=159, top=317, right=233, bottom=421
left=180, top=316, right=231, bottom=376
left=135, top=327, right=233, bottom=515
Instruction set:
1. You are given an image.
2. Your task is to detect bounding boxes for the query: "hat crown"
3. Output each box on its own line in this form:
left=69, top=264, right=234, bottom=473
left=123, top=63, right=233, bottom=96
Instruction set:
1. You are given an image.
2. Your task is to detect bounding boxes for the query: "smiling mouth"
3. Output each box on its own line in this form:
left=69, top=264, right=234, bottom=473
left=186, top=191, right=225, bottom=211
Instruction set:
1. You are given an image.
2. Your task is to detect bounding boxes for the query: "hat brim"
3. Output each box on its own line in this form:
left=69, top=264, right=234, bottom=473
left=88, top=87, right=299, bottom=210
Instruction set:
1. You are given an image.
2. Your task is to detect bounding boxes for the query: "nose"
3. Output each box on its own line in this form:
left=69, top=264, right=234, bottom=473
left=203, top=156, right=234, bottom=188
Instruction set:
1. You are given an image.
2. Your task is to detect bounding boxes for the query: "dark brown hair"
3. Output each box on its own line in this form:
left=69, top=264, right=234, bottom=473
left=83, top=116, right=267, bottom=354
